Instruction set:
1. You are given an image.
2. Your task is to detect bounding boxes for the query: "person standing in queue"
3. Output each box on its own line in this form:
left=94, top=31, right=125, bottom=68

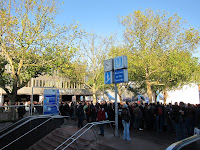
left=97, top=105, right=106, bottom=136
left=17, top=103, right=26, bottom=120
left=77, top=102, right=84, bottom=128
left=121, top=104, right=131, bottom=141
left=171, top=101, right=185, bottom=141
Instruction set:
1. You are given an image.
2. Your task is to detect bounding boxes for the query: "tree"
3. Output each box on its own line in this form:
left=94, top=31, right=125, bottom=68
left=119, top=9, right=200, bottom=103
left=0, top=0, right=82, bottom=119
left=63, top=33, right=114, bottom=104
left=154, top=50, right=200, bottom=102
left=108, top=45, right=132, bottom=102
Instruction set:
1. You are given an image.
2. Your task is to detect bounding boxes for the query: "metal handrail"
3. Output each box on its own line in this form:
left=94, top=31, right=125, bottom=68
left=0, top=115, right=54, bottom=138
left=0, top=116, right=32, bottom=133
left=166, top=134, right=200, bottom=150
left=0, top=116, right=55, bottom=150
left=55, top=120, right=114, bottom=150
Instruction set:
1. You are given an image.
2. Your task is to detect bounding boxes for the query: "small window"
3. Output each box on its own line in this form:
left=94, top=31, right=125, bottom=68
left=43, top=81, right=45, bottom=87
left=62, top=81, right=64, bottom=88
left=33, top=80, right=35, bottom=87
left=40, top=80, right=42, bottom=87
left=36, top=80, right=39, bottom=86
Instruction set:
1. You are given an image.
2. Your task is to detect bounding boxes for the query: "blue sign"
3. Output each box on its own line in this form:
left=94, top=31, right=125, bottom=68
left=43, top=106, right=59, bottom=115
left=114, top=56, right=128, bottom=70
left=114, top=69, right=128, bottom=83
left=43, top=89, right=59, bottom=115
left=104, top=71, right=113, bottom=84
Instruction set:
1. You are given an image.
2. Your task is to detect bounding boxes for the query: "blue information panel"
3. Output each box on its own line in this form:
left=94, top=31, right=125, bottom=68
left=104, top=71, right=113, bottom=84
left=114, top=56, right=128, bottom=70
left=43, top=89, right=59, bottom=115
left=114, top=69, right=128, bottom=83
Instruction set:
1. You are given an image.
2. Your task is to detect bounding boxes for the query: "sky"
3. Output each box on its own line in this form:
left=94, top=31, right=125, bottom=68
left=56, top=0, right=200, bottom=58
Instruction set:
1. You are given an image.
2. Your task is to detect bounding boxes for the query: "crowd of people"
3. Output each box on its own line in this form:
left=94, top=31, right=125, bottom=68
left=0, top=101, right=43, bottom=119
left=59, top=101, right=200, bottom=141
left=1, top=100, right=200, bottom=141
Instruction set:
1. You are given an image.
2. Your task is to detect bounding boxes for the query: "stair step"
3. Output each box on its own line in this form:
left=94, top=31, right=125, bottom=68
left=28, top=127, right=98, bottom=150
left=91, top=140, right=118, bottom=150
left=35, top=142, right=49, bottom=150
left=37, top=139, right=55, bottom=150
left=50, top=132, right=70, bottom=141
left=91, top=144, right=118, bottom=150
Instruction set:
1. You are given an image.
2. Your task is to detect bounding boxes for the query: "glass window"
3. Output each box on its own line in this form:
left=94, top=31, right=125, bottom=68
left=33, top=80, right=35, bottom=87
left=43, top=80, right=45, bottom=87
left=36, top=80, right=39, bottom=86
left=39, top=80, right=42, bottom=87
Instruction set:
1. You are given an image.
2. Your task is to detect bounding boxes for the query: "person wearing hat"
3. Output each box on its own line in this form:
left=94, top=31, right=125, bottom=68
left=121, top=104, right=131, bottom=141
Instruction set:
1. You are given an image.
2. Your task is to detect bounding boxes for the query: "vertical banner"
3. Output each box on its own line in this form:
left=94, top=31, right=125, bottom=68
left=72, top=96, right=76, bottom=102
left=199, top=85, right=200, bottom=103
left=56, top=89, right=60, bottom=110
left=80, top=96, right=83, bottom=101
left=43, top=89, right=59, bottom=115
left=0, top=95, right=4, bottom=106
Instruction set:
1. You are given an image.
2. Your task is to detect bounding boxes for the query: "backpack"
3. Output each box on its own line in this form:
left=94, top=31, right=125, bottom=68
left=158, top=106, right=163, bottom=115
left=122, top=109, right=131, bottom=123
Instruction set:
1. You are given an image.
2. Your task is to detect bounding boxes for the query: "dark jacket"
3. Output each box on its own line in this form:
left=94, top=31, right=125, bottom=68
left=97, top=108, right=106, bottom=121
left=171, top=105, right=185, bottom=123
left=121, top=108, right=131, bottom=122
left=77, top=105, right=84, bottom=119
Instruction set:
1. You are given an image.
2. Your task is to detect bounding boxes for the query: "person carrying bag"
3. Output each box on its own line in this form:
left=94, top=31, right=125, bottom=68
left=121, top=104, right=131, bottom=141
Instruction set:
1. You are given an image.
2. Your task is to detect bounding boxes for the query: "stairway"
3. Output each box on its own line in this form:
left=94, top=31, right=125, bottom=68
left=91, top=140, right=118, bottom=150
left=28, top=126, right=97, bottom=150
left=28, top=125, right=119, bottom=150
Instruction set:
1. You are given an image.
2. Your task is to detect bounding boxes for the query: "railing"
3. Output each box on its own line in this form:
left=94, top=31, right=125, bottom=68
left=0, top=116, right=37, bottom=137
left=0, top=115, right=32, bottom=134
left=0, top=104, right=61, bottom=121
left=0, top=115, right=62, bottom=150
left=55, top=120, right=114, bottom=150
left=166, top=134, right=200, bottom=150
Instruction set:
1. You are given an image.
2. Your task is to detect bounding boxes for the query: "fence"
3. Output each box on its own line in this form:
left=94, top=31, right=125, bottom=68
left=0, top=105, right=46, bottom=121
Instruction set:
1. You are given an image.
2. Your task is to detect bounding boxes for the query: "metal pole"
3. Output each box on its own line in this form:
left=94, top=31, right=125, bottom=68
left=31, top=87, right=33, bottom=115
left=115, top=83, right=118, bottom=137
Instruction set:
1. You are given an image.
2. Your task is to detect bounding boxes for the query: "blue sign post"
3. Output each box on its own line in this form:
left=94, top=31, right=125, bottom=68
left=43, top=89, right=59, bottom=115
left=104, top=55, right=128, bottom=138
left=104, top=71, right=113, bottom=84
left=114, top=55, right=128, bottom=70
left=114, top=69, right=128, bottom=83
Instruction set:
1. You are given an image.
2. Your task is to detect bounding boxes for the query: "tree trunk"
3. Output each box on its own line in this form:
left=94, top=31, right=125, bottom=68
left=92, top=93, right=97, bottom=104
left=146, top=79, right=152, bottom=103
left=7, top=76, right=18, bottom=120
left=7, top=91, right=17, bottom=121
left=118, top=93, right=122, bottom=102
left=163, top=88, right=168, bottom=104
left=92, top=87, right=97, bottom=104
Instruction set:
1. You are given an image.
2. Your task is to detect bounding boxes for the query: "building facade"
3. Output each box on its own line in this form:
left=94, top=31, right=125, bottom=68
left=0, top=73, right=92, bottom=104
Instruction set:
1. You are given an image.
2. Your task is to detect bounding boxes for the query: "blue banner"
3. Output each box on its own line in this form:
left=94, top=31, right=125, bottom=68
left=114, top=69, right=124, bottom=83
left=43, top=89, right=59, bottom=115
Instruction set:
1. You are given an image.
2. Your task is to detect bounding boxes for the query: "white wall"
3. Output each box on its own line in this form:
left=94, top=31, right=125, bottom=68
left=166, top=83, right=200, bottom=104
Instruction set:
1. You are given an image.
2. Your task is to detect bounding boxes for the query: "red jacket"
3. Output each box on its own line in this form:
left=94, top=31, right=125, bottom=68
left=97, top=108, right=106, bottom=121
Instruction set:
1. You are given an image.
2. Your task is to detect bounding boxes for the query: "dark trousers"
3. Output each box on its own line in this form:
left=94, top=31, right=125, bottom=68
left=156, top=115, right=163, bottom=132
left=78, top=116, right=83, bottom=128
left=99, top=124, right=104, bottom=135
left=175, top=122, right=185, bottom=141
left=185, top=117, right=194, bottom=137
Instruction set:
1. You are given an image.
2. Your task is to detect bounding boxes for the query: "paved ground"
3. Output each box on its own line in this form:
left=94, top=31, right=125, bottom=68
left=101, top=126, right=176, bottom=150
left=62, top=119, right=177, bottom=150
left=56, top=124, right=175, bottom=150
left=0, top=121, right=191, bottom=150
